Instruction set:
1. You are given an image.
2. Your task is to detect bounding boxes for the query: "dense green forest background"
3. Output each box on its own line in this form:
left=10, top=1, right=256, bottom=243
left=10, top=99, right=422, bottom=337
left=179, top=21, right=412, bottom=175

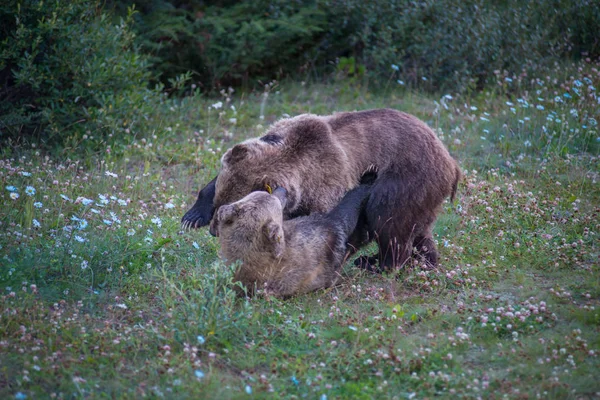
left=1, top=0, right=599, bottom=148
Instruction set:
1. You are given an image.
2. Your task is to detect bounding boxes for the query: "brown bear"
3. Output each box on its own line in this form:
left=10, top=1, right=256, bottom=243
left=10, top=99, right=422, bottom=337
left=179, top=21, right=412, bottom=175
left=215, top=170, right=375, bottom=297
left=182, top=108, right=460, bottom=270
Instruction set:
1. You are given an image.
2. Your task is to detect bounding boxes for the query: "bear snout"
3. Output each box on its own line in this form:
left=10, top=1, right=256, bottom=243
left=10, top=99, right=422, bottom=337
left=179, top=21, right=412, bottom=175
left=209, top=217, right=219, bottom=237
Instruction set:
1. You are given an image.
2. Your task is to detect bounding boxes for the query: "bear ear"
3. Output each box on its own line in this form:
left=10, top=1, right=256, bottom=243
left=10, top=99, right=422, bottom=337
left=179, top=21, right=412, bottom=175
left=217, top=204, right=238, bottom=224
left=223, top=144, right=249, bottom=166
left=262, top=220, right=285, bottom=259
left=287, top=118, right=330, bottom=151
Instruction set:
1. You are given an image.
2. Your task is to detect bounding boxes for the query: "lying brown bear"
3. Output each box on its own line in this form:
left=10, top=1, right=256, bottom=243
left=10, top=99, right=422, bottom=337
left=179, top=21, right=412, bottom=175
left=215, top=169, right=375, bottom=297
left=182, top=108, right=460, bottom=270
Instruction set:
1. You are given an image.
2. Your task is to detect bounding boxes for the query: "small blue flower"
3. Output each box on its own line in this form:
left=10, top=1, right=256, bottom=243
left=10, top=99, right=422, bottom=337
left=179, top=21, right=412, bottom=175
left=71, top=216, right=88, bottom=230
left=563, top=92, right=572, bottom=99
left=60, top=194, right=71, bottom=202
left=32, top=219, right=41, bottom=228
left=25, top=186, right=35, bottom=196
left=34, top=202, right=42, bottom=208
left=151, top=217, right=162, bottom=227
left=195, top=370, right=205, bottom=379
left=197, top=335, right=205, bottom=345
left=103, top=219, right=113, bottom=226
left=15, top=392, right=27, bottom=400
left=291, top=376, right=299, bottom=385
left=110, top=211, right=121, bottom=224
left=20, top=171, right=31, bottom=177
left=397, top=80, right=405, bottom=85
left=536, top=105, right=545, bottom=110
left=193, top=242, right=200, bottom=249
left=573, top=79, right=583, bottom=87
left=5, top=185, right=16, bottom=192
left=245, top=385, right=252, bottom=394
left=391, top=64, right=399, bottom=71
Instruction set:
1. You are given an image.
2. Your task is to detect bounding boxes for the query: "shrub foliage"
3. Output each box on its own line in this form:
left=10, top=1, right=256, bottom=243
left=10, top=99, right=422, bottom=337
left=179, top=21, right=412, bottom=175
left=0, top=0, right=157, bottom=147
left=113, top=0, right=600, bottom=91
left=1, top=0, right=599, bottom=147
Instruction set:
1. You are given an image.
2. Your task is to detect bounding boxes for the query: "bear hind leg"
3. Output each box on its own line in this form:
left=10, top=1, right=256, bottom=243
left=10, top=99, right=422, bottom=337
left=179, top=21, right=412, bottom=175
left=412, top=216, right=439, bottom=268
left=413, top=235, right=438, bottom=268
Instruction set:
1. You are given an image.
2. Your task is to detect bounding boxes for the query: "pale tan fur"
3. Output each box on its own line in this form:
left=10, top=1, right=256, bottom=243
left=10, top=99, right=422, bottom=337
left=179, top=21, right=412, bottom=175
left=216, top=192, right=344, bottom=297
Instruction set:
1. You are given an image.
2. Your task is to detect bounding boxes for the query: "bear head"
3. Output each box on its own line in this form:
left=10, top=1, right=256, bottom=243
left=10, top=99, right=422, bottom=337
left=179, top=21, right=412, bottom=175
left=210, top=115, right=332, bottom=236
left=212, top=187, right=288, bottom=260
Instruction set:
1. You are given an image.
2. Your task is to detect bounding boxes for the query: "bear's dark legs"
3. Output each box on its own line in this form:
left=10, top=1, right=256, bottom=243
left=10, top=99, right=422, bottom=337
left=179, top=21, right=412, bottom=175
left=353, top=254, right=381, bottom=273
left=376, top=229, right=413, bottom=270
left=362, top=170, right=436, bottom=272
left=346, top=210, right=370, bottom=256
left=181, top=176, right=217, bottom=229
left=413, top=235, right=438, bottom=267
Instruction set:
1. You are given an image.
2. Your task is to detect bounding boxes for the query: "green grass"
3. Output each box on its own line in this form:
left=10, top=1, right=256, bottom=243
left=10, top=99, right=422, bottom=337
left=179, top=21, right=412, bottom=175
left=1, top=60, right=599, bottom=399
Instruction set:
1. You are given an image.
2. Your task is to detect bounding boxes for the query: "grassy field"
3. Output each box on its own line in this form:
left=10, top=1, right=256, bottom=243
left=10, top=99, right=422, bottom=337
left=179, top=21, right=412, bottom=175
left=1, top=60, right=599, bottom=399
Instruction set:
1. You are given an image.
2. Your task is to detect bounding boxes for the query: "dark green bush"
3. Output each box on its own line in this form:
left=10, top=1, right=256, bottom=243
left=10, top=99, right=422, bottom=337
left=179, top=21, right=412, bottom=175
left=0, top=0, right=159, bottom=148
left=109, top=0, right=330, bottom=89
left=114, top=0, right=600, bottom=92
left=1, top=0, right=598, bottom=149
left=345, top=0, right=600, bottom=91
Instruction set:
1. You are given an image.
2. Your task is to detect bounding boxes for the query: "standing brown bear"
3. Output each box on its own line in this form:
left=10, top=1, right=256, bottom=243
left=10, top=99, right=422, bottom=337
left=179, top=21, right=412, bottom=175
left=182, top=108, right=460, bottom=270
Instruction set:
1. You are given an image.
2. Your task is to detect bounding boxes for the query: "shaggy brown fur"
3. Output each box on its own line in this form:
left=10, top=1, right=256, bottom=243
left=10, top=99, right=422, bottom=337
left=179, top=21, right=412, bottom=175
left=183, top=108, right=461, bottom=270
left=215, top=177, right=373, bottom=297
